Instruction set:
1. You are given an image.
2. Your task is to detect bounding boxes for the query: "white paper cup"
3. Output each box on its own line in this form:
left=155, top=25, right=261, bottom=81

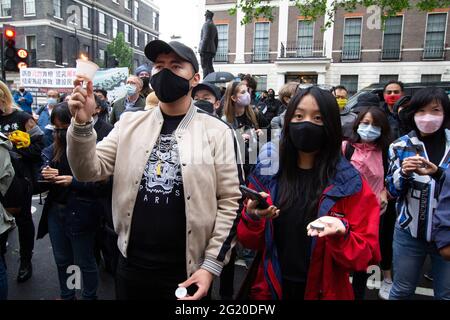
left=76, top=59, right=99, bottom=81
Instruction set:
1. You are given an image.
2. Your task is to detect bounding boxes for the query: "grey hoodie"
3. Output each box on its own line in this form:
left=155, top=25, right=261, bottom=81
left=0, top=133, right=16, bottom=235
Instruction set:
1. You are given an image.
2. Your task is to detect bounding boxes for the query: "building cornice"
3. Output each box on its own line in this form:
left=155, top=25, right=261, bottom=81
left=0, top=19, right=147, bottom=57
left=73, top=0, right=159, bottom=35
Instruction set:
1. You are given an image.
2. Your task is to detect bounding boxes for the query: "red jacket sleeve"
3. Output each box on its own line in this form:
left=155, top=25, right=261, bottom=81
left=236, top=183, right=268, bottom=251
left=326, top=179, right=381, bottom=271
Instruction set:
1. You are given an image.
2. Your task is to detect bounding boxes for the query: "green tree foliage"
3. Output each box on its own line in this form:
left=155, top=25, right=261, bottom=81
left=106, top=32, right=133, bottom=70
left=230, top=0, right=450, bottom=28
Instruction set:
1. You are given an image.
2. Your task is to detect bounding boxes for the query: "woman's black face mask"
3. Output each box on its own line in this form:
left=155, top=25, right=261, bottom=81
left=289, top=121, right=325, bottom=153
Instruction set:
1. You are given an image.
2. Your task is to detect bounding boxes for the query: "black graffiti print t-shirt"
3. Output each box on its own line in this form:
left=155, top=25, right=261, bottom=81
left=128, top=112, right=186, bottom=271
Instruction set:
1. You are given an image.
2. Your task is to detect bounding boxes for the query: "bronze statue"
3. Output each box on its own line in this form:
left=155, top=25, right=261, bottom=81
left=199, top=10, right=218, bottom=77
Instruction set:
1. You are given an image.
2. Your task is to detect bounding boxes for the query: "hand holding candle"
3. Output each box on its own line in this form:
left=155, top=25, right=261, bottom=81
left=75, top=54, right=99, bottom=82
left=68, top=55, right=98, bottom=123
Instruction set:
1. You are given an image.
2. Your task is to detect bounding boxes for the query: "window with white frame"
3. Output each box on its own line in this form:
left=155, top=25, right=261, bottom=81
left=55, top=37, right=63, bottom=65
left=153, top=11, right=159, bottom=31
left=134, top=1, right=139, bottom=20
left=379, top=74, right=398, bottom=84
left=99, top=12, right=106, bottom=34
left=113, top=19, right=118, bottom=38
left=421, top=74, right=442, bottom=83
left=253, top=22, right=270, bottom=61
left=26, top=35, right=36, bottom=50
left=0, top=0, right=11, bottom=17
left=145, top=33, right=148, bottom=45
left=297, top=20, right=314, bottom=57
left=82, top=6, right=90, bottom=29
left=53, top=0, right=61, bottom=18
left=124, top=24, right=130, bottom=43
left=99, top=49, right=105, bottom=62
left=134, top=29, right=139, bottom=46
left=424, top=13, right=447, bottom=59
left=342, top=18, right=362, bottom=60
left=23, top=0, right=36, bottom=16
left=125, top=0, right=131, bottom=10
left=214, top=24, right=228, bottom=62
left=382, top=16, right=403, bottom=60
left=254, top=75, right=267, bottom=93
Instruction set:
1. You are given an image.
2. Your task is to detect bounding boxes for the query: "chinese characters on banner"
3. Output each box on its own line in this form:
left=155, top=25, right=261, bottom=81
left=20, top=68, right=77, bottom=88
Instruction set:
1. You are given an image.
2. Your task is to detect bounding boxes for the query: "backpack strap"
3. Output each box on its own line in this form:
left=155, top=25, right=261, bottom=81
left=36, top=105, right=46, bottom=116
left=344, top=142, right=355, bottom=161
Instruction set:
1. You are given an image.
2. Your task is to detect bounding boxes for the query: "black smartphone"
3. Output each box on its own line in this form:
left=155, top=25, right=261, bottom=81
left=239, top=185, right=270, bottom=209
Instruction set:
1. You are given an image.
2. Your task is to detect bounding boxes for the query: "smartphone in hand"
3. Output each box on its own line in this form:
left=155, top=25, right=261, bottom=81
left=239, top=185, right=270, bottom=209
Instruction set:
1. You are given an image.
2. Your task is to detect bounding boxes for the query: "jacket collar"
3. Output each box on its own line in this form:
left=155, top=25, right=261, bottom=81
left=323, top=156, right=362, bottom=198
left=154, top=100, right=198, bottom=135
left=42, top=145, right=54, bottom=160
left=408, top=128, right=450, bottom=145
left=251, top=149, right=362, bottom=202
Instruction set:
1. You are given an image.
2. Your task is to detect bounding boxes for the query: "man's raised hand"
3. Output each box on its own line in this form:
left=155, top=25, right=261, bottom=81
left=68, top=78, right=96, bottom=123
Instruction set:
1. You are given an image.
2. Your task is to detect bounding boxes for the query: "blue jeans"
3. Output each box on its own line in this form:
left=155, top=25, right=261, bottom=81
left=48, top=204, right=98, bottom=300
left=390, top=225, right=450, bottom=300
left=0, top=254, right=7, bottom=300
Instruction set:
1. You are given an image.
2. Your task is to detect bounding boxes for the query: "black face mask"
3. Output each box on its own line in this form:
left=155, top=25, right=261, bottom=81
left=268, top=93, right=275, bottom=99
left=289, top=121, right=325, bottom=153
left=150, top=68, right=192, bottom=103
left=19, top=89, right=25, bottom=93
left=194, top=100, right=215, bottom=114
left=141, top=77, right=150, bottom=88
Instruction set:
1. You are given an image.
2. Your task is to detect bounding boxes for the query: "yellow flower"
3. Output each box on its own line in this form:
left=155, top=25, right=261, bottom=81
left=8, top=130, right=31, bottom=149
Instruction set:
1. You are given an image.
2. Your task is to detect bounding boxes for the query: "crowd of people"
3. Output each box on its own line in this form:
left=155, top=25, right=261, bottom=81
left=0, top=39, right=449, bottom=301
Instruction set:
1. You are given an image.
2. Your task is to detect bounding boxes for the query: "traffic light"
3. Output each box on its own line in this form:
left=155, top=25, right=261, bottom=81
left=16, top=48, right=29, bottom=69
left=3, top=25, right=18, bottom=72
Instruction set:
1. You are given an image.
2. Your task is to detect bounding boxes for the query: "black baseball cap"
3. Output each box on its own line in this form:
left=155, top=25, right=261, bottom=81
left=192, top=82, right=221, bottom=101
left=145, top=40, right=199, bottom=73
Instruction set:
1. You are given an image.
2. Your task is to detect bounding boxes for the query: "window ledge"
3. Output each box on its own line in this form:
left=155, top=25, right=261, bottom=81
left=53, top=16, right=63, bottom=21
left=24, top=14, right=37, bottom=17
left=0, top=16, right=12, bottom=19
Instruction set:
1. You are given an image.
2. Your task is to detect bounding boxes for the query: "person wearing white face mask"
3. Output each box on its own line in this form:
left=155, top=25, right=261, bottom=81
left=109, top=76, right=146, bottom=125
left=222, top=81, right=269, bottom=179
left=342, top=104, right=392, bottom=300
left=386, top=87, right=450, bottom=300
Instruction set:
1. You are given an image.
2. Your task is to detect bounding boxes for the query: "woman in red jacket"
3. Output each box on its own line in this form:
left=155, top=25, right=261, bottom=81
left=237, top=86, right=381, bottom=300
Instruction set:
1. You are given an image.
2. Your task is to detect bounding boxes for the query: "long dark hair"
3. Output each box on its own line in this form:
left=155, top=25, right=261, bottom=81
left=278, top=86, right=342, bottom=217
left=349, top=106, right=392, bottom=153
left=403, top=87, right=450, bottom=133
left=50, top=102, right=71, bottom=162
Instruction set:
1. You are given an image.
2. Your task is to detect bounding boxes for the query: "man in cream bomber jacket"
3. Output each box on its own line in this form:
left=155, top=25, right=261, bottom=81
left=66, top=40, right=244, bottom=300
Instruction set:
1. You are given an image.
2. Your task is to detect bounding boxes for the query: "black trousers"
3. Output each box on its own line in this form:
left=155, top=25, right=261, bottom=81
left=352, top=271, right=370, bottom=300
left=282, top=279, right=306, bottom=300
left=380, top=200, right=396, bottom=271
left=15, top=191, right=34, bottom=262
left=116, top=256, right=212, bottom=300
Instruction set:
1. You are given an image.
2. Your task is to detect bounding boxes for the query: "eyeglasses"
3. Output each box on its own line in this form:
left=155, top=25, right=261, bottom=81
left=385, top=90, right=401, bottom=95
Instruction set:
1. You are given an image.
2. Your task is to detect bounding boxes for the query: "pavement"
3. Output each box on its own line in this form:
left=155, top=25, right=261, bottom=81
left=3, top=196, right=434, bottom=300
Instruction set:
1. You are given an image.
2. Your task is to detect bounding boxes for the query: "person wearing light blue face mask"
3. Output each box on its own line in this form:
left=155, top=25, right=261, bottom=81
left=357, top=123, right=382, bottom=142
left=342, top=106, right=392, bottom=300
left=36, top=89, right=60, bottom=147
left=109, top=76, right=146, bottom=125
